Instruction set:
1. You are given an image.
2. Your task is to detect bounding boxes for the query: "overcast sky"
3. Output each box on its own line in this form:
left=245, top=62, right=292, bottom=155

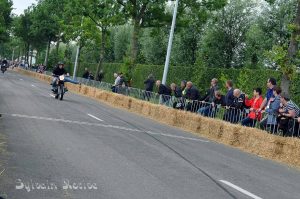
left=12, top=0, right=37, bottom=15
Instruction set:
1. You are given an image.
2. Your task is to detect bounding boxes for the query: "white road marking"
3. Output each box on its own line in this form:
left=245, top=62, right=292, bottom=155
left=19, top=79, right=23, bottom=81
left=0, top=169, right=5, bottom=177
left=31, top=84, right=36, bottom=88
left=87, top=113, right=104, bottom=122
left=49, top=94, right=55, bottom=98
left=10, top=114, right=208, bottom=143
left=219, top=180, right=263, bottom=199
left=147, top=131, right=209, bottom=143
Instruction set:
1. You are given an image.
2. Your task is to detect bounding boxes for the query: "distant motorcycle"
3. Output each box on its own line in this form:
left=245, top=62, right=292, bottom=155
left=1, top=63, right=7, bottom=73
left=53, top=75, right=66, bottom=101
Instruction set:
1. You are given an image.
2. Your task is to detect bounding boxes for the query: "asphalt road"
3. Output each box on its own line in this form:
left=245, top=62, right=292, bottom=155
left=0, top=70, right=300, bottom=199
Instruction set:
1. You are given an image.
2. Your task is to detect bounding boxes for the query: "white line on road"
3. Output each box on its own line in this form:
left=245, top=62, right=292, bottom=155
left=87, top=113, right=104, bottom=122
left=147, top=131, right=209, bottom=143
left=10, top=114, right=207, bottom=143
left=219, top=180, right=263, bottom=199
left=19, top=79, right=23, bottom=81
left=31, top=84, right=36, bottom=88
left=0, top=169, right=5, bottom=177
left=49, top=94, right=55, bottom=98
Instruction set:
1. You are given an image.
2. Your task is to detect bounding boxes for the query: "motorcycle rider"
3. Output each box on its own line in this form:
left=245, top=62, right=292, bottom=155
left=1, top=59, right=8, bottom=73
left=1, top=59, right=8, bottom=65
left=51, top=62, right=79, bottom=93
left=51, top=62, right=68, bottom=93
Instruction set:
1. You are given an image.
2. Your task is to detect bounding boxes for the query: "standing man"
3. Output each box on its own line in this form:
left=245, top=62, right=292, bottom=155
left=144, top=74, right=155, bottom=100
left=156, top=80, right=171, bottom=104
left=259, top=77, right=277, bottom=111
left=223, top=80, right=235, bottom=122
left=198, top=78, right=219, bottom=115
left=184, top=81, right=201, bottom=112
left=82, top=68, right=90, bottom=79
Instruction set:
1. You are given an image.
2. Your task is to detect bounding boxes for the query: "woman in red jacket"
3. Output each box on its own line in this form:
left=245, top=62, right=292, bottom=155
left=242, top=88, right=264, bottom=127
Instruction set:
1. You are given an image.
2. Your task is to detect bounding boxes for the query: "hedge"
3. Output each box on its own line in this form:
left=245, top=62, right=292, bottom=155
left=76, top=62, right=299, bottom=104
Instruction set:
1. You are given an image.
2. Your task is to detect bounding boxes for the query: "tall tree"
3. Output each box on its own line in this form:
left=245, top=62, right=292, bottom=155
left=265, top=0, right=299, bottom=94
left=0, top=0, right=12, bottom=44
left=115, top=0, right=169, bottom=63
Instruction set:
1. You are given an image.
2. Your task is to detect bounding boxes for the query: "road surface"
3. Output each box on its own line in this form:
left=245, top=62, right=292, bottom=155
left=0, top=70, right=300, bottom=199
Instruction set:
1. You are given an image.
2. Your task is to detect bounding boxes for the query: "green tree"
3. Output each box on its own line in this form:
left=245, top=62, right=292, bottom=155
left=0, top=0, right=12, bottom=44
left=115, top=0, right=170, bottom=63
left=198, top=0, right=258, bottom=68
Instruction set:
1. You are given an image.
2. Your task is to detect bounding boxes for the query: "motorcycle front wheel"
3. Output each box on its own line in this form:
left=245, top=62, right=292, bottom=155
left=59, top=84, right=64, bottom=101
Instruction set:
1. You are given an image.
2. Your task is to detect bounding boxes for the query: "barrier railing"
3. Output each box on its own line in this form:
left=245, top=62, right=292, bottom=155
left=27, top=68, right=300, bottom=138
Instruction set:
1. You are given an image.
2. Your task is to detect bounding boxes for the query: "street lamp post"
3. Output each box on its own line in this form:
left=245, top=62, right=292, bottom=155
left=73, top=17, right=84, bottom=80
left=162, top=0, right=179, bottom=85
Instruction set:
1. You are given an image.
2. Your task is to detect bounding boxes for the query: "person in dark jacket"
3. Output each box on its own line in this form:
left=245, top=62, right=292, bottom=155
left=224, top=80, right=235, bottom=107
left=171, top=83, right=184, bottom=109
left=227, top=89, right=247, bottom=123
left=156, top=80, right=171, bottom=104
left=198, top=78, right=219, bottom=115
left=185, top=81, right=201, bottom=112
left=260, top=86, right=282, bottom=133
left=82, top=68, right=90, bottom=79
left=96, top=70, right=104, bottom=82
left=51, top=62, right=68, bottom=92
left=223, top=80, right=236, bottom=122
left=144, top=74, right=155, bottom=92
left=170, top=83, right=182, bottom=98
left=143, top=74, right=155, bottom=101
left=210, top=91, right=226, bottom=117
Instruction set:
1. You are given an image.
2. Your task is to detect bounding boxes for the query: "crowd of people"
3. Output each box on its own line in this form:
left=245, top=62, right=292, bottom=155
left=141, top=75, right=300, bottom=137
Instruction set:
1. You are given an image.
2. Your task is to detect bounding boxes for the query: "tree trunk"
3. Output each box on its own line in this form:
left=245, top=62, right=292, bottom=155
left=44, top=39, right=51, bottom=67
left=282, top=0, right=300, bottom=95
left=26, top=43, right=30, bottom=64
left=96, top=28, right=106, bottom=80
left=131, top=20, right=140, bottom=63
left=56, top=40, right=60, bottom=64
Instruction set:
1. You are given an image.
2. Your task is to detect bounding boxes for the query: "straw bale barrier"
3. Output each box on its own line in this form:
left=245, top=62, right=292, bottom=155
left=14, top=68, right=300, bottom=168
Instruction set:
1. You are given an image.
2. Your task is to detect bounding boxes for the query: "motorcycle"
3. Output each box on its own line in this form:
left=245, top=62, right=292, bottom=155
left=53, top=75, right=66, bottom=100
left=1, top=64, right=7, bottom=73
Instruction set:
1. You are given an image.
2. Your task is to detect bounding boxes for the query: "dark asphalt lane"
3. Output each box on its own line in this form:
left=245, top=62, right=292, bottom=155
left=0, top=70, right=300, bottom=199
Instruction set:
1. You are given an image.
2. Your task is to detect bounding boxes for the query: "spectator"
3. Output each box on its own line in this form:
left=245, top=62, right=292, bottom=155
left=232, top=89, right=246, bottom=110
left=296, top=118, right=300, bottom=137
left=242, top=88, right=264, bottom=127
left=259, top=77, right=276, bottom=111
left=260, top=86, right=282, bottom=133
left=277, top=93, right=300, bottom=136
left=156, top=80, right=171, bottom=104
left=89, top=73, right=95, bottom=80
left=172, top=81, right=187, bottom=109
left=112, top=73, right=121, bottom=93
left=202, top=78, right=219, bottom=102
left=198, top=78, right=219, bottom=115
left=170, top=83, right=182, bottom=98
left=199, top=90, right=226, bottom=117
left=225, top=80, right=235, bottom=107
left=117, top=73, right=128, bottom=95
left=185, top=81, right=201, bottom=112
left=227, top=89, right=246, bottom=123
left=223, top=80, right=235, bottom=122
left=144, top=74, right=155, bottom=92
left=82, top=68, right=90, bottom=79
left=96, top=70, right=104, bottom=82
left=143, top=74, right=155, bottom=101
left=180, top=80, right=187, bottom=96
